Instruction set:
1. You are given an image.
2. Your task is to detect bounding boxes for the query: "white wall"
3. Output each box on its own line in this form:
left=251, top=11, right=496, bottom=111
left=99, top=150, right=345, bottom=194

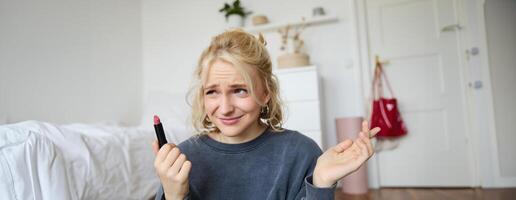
left=142, top=0, right=364, bottom=149
left=485, top=0, right=516, bottom=178
left=0, top=0, right=142, bottom=125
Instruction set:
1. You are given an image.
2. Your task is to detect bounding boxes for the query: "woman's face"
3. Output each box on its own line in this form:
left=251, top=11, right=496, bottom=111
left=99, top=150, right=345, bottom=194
left=203, top=59, right=269, bottom=138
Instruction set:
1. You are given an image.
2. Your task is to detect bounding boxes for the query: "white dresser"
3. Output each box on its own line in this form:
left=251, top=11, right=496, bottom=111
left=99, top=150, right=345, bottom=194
left=274, top=66, right=324, bottom=148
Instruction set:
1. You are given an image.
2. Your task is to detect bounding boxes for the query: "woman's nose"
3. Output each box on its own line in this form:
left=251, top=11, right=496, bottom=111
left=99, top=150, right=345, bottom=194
left=219, top=95, right=234, bottom=115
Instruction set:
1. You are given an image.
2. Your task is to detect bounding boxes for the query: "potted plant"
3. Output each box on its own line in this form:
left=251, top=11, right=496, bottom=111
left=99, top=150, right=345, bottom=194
left=219, top=0, right=252, bottom=27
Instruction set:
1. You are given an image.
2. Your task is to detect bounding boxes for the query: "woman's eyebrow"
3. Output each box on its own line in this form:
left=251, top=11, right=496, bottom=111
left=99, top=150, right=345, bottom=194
left=204, top=84, right=218, bottom=90
left=230, top=84, right=247, bottom=88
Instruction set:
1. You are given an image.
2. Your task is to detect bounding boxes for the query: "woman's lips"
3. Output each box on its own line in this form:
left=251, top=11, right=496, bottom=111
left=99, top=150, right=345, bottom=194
left=219, top=116, right=242, bottom=125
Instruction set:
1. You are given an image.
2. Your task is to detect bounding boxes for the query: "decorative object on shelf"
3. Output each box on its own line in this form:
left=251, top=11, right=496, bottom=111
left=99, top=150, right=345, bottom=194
left=219, top=0, right=252, bottom=28
left=276, top=19, right=310, bottom=69
left=312, top=7, right=326, bottom=17
left=251, top=15, right=269, bottom=26
left=277, top=53, right=310, bottom=69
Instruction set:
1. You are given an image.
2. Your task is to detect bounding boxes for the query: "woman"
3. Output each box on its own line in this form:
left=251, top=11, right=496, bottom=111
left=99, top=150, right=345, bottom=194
left=152, top=29, right=380, bottom=200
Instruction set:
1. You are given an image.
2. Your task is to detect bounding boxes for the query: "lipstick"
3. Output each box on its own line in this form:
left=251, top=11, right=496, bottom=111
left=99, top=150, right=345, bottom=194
left=153, top=115, right=168, bottom=148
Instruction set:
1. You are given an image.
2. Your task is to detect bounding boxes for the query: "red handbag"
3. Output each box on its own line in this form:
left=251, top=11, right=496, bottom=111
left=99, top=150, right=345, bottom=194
left=370, top=58, right=407, bottom=139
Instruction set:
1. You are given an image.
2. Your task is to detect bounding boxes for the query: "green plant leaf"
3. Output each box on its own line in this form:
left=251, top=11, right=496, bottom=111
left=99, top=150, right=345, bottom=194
left=233, top=0, right=240, bottom=8
left=220, top=0, right=251, bottom=19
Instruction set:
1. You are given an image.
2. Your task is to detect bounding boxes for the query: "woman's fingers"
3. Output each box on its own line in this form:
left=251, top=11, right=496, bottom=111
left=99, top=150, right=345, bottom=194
left=358, top=120, right=380, bottom=156
left=163, top=147, right=181, bottom=167
left=167, top=154, right=191, bottom=183
left=152, top=140, right=159, bottom=156
left=177, top=161, right=192, bottom=181
left=155, top=143, right=173, bottom=164
left=360, top=132, right=374, bottom=155
left=362, top=120, right=382, bottom=138
left=333, top=139, right=353, bottom=153
left=169, top=154, right=187, bottom=175
left=362, top=120, right=369, bottom=135
left=355, top=137, right=369, bottom=157
left=153, top=143, right=191, bottom=183
left=358, top=132, right=371, bottom=155
left=369, top=127, right=381, bottom=138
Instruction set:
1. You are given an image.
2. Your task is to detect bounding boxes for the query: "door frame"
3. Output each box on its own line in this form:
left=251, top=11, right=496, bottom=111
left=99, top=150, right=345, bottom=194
left=349, top=0, right=501, bottom=188
left=465, top=0, right=516, bottom=188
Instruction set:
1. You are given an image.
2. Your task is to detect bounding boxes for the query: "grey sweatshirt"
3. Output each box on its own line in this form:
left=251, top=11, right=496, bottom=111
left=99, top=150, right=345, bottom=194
left=154, top=128, right=335, bottom=200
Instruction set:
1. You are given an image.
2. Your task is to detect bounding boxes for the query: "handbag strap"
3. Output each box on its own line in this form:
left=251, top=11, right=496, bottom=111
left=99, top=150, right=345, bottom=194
left=372, top=57, right=395, bottom=100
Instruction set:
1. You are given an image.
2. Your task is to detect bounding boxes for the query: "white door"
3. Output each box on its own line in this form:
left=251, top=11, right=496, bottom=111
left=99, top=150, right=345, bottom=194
left=365, top=0, right=476, bottom=186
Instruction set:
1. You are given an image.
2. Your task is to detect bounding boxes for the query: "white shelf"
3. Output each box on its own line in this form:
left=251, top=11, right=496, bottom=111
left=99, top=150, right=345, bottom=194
left=273, top=65, right=316, bottom=74
left=244, top=15, right=339, bottom=33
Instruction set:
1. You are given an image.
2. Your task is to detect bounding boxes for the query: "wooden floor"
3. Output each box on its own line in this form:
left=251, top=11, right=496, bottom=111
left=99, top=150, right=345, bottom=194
left=335, top=188, right=516, bottom=200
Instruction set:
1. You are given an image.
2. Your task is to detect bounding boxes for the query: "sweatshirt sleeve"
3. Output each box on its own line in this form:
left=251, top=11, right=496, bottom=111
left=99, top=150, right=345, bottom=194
left=154, top=185, right=191, bottom=200
left=302, top=175, right=336, bottom=200
left=154, top=186, right=164, bottom=200
left=293, top=133, right=336, bottom=200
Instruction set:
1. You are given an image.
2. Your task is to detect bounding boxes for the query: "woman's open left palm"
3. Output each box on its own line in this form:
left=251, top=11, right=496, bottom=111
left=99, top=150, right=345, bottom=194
left=313, top=121, right=381, bottom=187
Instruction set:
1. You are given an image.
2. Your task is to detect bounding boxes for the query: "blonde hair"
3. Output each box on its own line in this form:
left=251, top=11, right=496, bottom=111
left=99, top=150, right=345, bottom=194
left=188, top=29, right=284, bottom=134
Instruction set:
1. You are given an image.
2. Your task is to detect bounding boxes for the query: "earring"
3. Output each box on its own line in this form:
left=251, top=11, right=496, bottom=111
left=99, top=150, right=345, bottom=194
left=260, top=105, right=270, bottom=120
left=204, top=115, right=217, bottom=131
left=205, top=116, right=212, bottom=123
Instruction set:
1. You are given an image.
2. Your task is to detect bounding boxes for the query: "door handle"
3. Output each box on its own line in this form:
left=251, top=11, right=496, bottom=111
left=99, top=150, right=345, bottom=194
left=441, top=24, right=462, bottom=32
left=468, top=81, right=483, bottom=89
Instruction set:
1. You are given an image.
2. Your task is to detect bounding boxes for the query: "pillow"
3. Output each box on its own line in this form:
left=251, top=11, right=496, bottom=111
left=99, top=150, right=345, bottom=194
left=140, top=91, right=193, bottom=144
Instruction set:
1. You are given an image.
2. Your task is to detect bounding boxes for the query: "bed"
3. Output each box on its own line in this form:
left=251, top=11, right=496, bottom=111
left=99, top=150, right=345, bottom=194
left=0, top=92, right=192, bottom=200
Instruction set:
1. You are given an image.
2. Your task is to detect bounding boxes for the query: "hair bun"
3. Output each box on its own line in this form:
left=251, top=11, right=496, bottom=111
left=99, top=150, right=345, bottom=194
left=258, top=33, right=267, bottom=46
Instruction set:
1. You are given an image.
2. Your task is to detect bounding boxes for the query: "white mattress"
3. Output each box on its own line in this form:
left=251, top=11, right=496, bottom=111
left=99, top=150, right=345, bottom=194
left=0, top=120, right=181, bottom=200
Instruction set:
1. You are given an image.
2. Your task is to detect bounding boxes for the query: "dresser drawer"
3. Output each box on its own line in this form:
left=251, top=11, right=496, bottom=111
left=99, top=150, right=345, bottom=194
left=283, top=100, right=321, bottom=131
left=275, top=68, right=319, bottom=102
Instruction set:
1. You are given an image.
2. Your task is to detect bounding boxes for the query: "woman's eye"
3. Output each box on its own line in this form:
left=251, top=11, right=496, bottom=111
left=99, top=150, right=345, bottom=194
left=205, top=90, right=216, bottom=95
left=235, top=88, right=248, bottom=96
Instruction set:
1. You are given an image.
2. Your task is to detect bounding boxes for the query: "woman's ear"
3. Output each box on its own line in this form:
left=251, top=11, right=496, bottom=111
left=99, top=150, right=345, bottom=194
left=262, top=93, right=271, bottom=105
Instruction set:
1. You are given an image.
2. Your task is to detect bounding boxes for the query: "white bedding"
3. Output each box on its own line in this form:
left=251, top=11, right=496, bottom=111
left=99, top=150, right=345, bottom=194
left=0, top=120, right=186, bottom=200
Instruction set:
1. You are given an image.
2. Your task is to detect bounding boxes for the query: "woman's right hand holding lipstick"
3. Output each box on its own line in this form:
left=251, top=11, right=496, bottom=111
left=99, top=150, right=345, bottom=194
left=152, top=141, right=191, bottom=200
